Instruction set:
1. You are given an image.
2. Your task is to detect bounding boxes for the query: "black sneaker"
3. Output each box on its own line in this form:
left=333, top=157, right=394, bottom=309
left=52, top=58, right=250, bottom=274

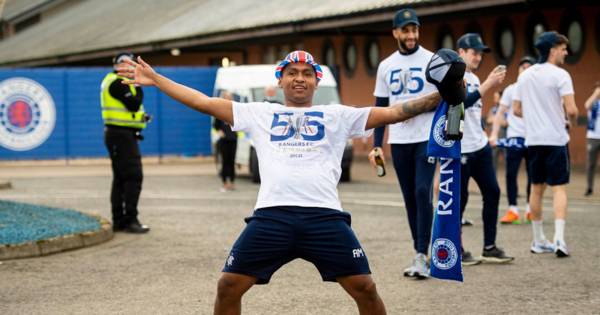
left=584, top=189, right=592, bottom=197
left=123, top=221, right=150, bottom=234
left=461, top=251, right=481, bottom=266
left=481, top=246, right=514, bottom=264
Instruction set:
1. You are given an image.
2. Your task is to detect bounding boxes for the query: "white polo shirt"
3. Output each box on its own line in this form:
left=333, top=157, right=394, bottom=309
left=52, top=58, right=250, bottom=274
left=461, top=71, right=489, bottom=153
left=514, top=63, right=574, bottom=146
left=373, top=47, right=437, bottom=143
left=499, top=83, right=526, bottom=139
left=232, top=101, right=373, bottom=211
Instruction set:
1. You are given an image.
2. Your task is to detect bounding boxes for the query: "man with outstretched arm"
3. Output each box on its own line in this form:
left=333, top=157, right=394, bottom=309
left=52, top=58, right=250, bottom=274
left=118, top=50, right=463, bottom=315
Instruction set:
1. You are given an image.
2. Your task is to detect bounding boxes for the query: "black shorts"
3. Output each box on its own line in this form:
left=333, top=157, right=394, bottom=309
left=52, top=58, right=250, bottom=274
left=527, top=145, right=570, bottom=186
left=222, top=206, right=371, bottom=284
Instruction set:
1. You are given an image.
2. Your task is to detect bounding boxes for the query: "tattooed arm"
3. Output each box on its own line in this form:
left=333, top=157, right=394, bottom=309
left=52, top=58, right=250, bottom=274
left=365, top=92, right=442, bottom=130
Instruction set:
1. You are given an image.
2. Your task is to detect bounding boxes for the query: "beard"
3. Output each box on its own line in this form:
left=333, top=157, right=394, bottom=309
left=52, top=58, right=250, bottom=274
left=398, top=39, right=419, bottom=55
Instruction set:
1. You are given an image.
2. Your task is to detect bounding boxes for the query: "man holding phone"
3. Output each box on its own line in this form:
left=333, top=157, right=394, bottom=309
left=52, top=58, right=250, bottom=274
left=456, top=33, right=514, bottom=265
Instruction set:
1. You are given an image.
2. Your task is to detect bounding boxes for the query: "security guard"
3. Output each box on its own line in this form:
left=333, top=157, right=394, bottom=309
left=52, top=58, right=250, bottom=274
left=101, top=52, right=150, bottom=233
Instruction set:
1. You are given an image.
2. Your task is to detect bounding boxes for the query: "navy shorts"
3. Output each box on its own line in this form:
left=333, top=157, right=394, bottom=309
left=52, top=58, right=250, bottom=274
left=528, top=145, right=570, bottom=185
left=222, top=206, right=371, bottom=284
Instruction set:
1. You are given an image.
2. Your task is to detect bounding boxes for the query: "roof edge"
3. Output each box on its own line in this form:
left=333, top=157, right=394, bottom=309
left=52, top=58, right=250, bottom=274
left=1, top=0, right=526, bottom=67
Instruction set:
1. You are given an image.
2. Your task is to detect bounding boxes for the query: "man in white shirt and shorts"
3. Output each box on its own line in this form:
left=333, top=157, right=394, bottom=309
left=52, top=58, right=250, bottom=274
left=513, top=31, right=578, bottom=257
left=117, top=49, right=466, bottom=314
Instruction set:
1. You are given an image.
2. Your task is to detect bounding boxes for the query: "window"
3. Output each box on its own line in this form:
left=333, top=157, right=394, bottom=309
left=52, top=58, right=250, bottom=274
left=525, top=13, right=548, bottom=58
left=343, top=38, right=358, bottom=77
left=262, top=46, right=276, bottom=64
left=436, top=25, right=454, bottom=50
left=321, top=40, right=336, bottom=69
left=493, top=18, right=515, bottom=64
left=277, top=45, right=291, bottom=61
left=364, top=38, right=380, bottom=76
left=560, top=10, right=585, bottom=64
left=321, top=39, right=340, bottom=86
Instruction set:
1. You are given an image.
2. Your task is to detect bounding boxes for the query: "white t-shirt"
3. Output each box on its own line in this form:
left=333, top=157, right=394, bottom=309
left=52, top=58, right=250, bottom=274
left=514, top=63, right=574, bottom=146
left=231, top=101, right=373, bottom=211
left=461, top=71, right=489, bottom=153
left=373, top=47, right=437, bottom=143
left=587, top=101, right=600, bottom=139
left=499, top=83, right=526, bottom=138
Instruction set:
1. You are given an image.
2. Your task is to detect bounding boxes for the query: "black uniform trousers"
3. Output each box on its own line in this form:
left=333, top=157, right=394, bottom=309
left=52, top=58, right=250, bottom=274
left=218, top=139, right=237, bottom=183
left=104, top=126, right=143, bottom=227
left=460, top=144, right=500, bottom=248
left=390, top=141, right=435, bottom=255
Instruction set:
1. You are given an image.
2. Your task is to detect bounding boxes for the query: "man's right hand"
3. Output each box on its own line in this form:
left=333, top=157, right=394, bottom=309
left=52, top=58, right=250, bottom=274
left=485, top=65, right=506, bottom=88
left=368, top=147, right=385, bottom=168
left=118, top=56, right=158, bottom=87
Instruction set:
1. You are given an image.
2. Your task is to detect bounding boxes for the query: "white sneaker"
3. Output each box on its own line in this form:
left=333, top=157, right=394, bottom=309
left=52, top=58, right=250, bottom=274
left=403, top=264, right=415, bottom=277
left=554, top=240, right=570, bottom=258
left=530, top=239, right=555, bottom=254
left=413, top=253, right=429, bottom=279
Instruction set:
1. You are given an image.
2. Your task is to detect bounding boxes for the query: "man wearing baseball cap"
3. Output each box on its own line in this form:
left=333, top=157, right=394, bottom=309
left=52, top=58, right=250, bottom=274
left=369, top=8, right=439, bottom=279
left=513, top=31, right=578, bottom=258
left=490, top=56, right=537, bottom=226
left=457, top=33, right=514, bottom=265
left=116, top=48, right=465, bottom=313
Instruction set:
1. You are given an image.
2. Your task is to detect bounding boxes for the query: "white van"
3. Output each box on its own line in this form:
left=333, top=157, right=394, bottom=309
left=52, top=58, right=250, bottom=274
left=212, top=64, right=353, bottom=182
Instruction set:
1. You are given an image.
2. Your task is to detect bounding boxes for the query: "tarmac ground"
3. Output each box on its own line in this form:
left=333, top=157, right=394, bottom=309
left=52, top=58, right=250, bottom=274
left=0, top=157, right=599, bottom=314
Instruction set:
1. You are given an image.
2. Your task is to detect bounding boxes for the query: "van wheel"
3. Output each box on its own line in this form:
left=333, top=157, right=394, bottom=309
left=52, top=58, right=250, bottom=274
left=250, top=147, right=260, bottom=183
left=340, top=166, right=350, bottom=182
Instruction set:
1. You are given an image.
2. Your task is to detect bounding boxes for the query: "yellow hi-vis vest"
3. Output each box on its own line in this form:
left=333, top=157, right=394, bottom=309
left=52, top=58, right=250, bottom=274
left=101, top=72, right=146, bottom=129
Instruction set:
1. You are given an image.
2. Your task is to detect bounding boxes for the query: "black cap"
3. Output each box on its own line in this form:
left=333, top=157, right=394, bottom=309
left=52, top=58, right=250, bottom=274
left=426, top=48, right=466, bottom=87
left=518, top=56, right=536, bottom=66
left=534, top=31, right=570, bottom=63
left=457, top=33, right=490, bottom=53
left=426, top=48, right=467, bottom=105
left=113, top=52, right=134, bottom=65
left=534, top=31, right=561, bottom=56
left=393, top=9, right=420, bottom=28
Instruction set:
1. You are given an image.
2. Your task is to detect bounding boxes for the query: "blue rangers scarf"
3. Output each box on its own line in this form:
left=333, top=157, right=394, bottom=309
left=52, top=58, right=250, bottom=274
left=496, top=137, right=526, bottom=149
left=427, top=101, right=463, bottom=282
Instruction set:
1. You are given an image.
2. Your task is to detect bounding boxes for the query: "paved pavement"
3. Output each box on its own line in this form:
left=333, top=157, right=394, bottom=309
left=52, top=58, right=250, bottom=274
left=0, top=158, right=599, bottom=314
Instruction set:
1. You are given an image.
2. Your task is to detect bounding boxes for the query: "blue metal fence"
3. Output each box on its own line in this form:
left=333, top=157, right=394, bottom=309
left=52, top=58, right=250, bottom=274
left=0, top=67, right=217, bottom=160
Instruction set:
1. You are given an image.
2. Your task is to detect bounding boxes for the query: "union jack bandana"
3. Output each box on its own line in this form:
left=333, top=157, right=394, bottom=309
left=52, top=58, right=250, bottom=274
left=275, top=50, right=323, bottom=82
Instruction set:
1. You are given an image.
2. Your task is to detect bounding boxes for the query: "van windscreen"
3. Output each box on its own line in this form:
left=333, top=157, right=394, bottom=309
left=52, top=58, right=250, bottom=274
left=251, top=87, right=340, bottom=105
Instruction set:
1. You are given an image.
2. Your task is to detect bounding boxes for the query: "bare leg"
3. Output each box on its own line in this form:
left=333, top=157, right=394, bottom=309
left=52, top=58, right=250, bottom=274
left=337, top=275, right=386, bottom=315
left=551, top=185, right=567, bottom=220
left=529, top=183, right=546, bottom=221
left=214, top=272, right=257, bottom=315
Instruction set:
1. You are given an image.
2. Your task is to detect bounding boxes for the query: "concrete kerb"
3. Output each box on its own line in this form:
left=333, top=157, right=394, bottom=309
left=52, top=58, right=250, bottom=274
left=0, top=215, right=113, bottom=261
